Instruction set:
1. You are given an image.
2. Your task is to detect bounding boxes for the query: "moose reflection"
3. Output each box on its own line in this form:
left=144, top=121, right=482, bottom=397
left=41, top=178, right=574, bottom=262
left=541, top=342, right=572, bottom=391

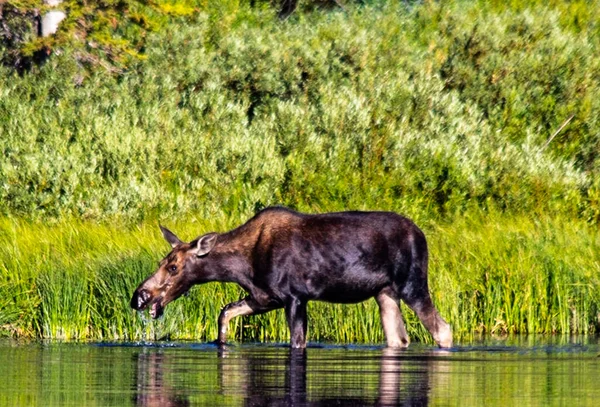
left=133, top=346, right=434, bottom=406
left=133, top=350, right=190, bottom=407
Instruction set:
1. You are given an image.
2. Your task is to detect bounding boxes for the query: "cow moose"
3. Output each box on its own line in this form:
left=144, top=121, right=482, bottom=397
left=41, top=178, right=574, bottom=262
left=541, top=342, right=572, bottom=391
left=130, top=207, right=452, bottom=349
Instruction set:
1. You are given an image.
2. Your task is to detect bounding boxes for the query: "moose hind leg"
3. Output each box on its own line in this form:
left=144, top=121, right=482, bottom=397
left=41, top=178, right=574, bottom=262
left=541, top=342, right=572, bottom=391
left=376, top=291, right=410, bottom=348
left=401, top=290, right=452, bottom=348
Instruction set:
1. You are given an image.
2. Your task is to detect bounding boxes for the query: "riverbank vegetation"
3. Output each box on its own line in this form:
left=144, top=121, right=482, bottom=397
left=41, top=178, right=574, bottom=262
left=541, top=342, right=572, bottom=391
left=1, top=0, right=599, bottom=343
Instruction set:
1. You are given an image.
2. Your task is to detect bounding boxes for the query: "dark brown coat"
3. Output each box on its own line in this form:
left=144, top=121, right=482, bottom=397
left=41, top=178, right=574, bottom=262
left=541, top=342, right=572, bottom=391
left=130, top=207, right=452, bottom=348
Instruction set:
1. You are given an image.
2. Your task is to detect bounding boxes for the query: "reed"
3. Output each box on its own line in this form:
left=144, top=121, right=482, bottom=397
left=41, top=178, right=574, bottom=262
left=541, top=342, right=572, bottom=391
left=1, top=213, right=598, bottom=344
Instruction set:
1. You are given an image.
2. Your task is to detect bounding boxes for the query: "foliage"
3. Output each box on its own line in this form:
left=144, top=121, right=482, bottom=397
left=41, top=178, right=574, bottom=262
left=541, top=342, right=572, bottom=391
left=1, top=0, right=599, bottom=223
left=1, top=0, right=599, bottom=342
left=0, top=0, right=197, bottom=71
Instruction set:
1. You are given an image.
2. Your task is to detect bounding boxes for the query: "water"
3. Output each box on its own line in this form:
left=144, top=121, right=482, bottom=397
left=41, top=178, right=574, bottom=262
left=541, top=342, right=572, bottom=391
left=1, top=337, right=599, bottom=406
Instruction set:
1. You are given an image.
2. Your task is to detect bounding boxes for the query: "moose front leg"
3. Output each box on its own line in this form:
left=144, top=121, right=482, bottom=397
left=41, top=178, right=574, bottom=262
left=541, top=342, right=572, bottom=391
left=217, top=297, right=280, bottom=344
left=285, top=298, right=308, bottom=349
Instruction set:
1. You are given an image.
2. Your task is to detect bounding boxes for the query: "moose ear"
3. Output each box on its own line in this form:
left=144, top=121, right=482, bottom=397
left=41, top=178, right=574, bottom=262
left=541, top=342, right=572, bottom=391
left=196, top=233, right=218, bottom=257
left=160, top=225, right=183, bottom=248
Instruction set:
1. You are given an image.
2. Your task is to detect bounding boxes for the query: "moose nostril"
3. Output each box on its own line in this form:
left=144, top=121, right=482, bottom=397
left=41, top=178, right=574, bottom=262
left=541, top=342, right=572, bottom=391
left=140, top=290, right=150, bottom=302
left=138, top=290, right=151, bottom=307
left=131, top=289, right=151, bottom=310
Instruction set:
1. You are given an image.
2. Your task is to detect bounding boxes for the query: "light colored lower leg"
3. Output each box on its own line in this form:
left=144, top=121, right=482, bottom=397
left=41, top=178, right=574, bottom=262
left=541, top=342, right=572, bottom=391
left=376, top=292, right=410, bottom=348
left=432, top=317, right=453, bottom=348
left=407, top=300, right=453, bottom=348
left=218, top=301, right=253, bottom=343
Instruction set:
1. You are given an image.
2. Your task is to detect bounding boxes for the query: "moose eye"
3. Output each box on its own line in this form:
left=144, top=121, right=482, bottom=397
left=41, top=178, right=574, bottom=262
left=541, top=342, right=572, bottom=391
left=168, top=265, right=177, bottom=274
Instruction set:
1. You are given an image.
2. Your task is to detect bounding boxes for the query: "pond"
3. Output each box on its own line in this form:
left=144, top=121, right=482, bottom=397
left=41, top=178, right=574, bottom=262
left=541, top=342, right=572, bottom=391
left=1, top=337, right=599, bottom=406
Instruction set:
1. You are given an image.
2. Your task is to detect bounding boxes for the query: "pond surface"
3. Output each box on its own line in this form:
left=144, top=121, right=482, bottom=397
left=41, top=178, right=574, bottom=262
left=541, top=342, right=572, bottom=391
left=1, top=337, right=599, bottom=406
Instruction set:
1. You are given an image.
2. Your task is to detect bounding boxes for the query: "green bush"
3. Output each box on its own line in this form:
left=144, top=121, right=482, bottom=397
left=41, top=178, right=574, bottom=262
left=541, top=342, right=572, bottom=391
left=0, top=0, right=197, bottom=71
left=1, top=0, right=598, bottom=222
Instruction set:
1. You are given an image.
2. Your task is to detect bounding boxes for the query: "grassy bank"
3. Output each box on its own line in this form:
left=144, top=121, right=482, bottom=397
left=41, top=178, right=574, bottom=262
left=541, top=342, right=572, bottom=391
left=1, top=213, right=598, bottom=343
left=1, top=0, right=600, bottom=343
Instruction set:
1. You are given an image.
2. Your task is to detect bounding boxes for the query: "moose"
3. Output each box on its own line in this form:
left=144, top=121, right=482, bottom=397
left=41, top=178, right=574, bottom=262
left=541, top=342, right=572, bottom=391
left=130, top=207, right=452, bottom=349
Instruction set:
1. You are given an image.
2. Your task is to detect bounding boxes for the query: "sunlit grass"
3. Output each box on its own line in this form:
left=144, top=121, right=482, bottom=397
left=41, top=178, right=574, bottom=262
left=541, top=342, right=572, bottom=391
left=1, top=213, right=597, bottom=343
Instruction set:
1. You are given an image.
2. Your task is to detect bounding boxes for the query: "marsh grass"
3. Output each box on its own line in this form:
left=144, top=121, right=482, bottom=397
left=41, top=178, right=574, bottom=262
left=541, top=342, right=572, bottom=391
left=1, top=213, right=597, bottom=343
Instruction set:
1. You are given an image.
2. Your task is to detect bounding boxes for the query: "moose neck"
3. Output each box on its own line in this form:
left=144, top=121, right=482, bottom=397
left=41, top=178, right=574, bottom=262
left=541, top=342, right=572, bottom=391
left=195, top=217, right=263, bottom=287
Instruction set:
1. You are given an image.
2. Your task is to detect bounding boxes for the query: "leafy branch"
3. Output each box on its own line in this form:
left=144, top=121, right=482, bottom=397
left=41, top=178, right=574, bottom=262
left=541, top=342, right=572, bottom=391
left=0, top=0, right=197, bottom=72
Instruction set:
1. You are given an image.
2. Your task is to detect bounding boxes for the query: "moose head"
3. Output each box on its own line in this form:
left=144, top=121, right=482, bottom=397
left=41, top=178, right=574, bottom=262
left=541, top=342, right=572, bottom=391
left=130, top=226, right=218, bottom=318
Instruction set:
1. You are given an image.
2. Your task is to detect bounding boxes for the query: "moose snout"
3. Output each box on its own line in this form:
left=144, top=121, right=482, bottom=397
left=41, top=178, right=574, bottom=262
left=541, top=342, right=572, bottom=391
left=130, top=289, right=151, bottom=310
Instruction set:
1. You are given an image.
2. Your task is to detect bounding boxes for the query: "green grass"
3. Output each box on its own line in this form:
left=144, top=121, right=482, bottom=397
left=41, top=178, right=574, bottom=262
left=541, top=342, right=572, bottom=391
left=1, top=213, right=598, bottom=343
left=1, top=0, right=599, bottom=343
